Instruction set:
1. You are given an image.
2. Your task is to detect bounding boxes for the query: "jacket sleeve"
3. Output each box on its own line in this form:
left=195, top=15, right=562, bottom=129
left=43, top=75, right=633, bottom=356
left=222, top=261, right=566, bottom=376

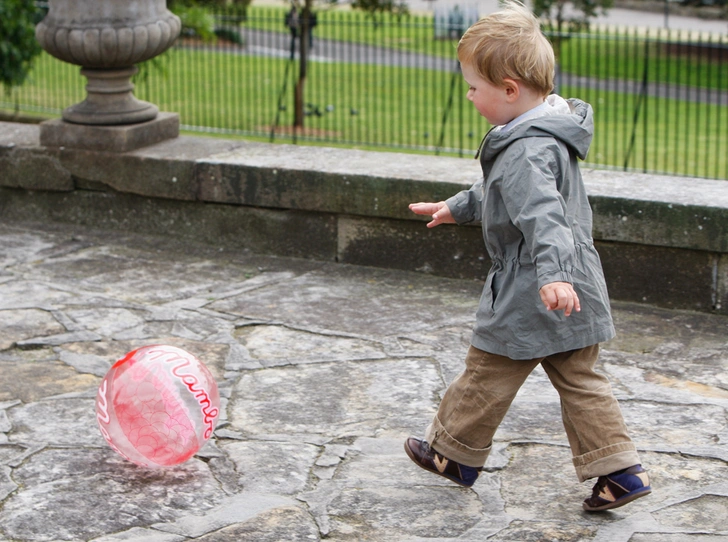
left=500, top=139, right=575, bottom=288
left=445, top=176, right=484, bottom=225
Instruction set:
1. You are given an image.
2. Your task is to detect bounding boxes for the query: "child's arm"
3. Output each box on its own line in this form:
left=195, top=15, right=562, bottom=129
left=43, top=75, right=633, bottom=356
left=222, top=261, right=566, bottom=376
left=539, top=281, right=581, bottom=317
left=409, top=202, right=456, bottom=228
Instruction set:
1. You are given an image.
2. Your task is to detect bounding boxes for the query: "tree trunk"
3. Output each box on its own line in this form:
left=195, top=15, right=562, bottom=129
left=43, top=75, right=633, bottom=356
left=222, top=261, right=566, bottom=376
left=293, top=4, right=311, bottom=129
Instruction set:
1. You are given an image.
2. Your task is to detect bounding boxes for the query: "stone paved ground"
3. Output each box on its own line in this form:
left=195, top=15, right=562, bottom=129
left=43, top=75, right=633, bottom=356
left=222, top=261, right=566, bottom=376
left=0, top=221, right=727, bottom=542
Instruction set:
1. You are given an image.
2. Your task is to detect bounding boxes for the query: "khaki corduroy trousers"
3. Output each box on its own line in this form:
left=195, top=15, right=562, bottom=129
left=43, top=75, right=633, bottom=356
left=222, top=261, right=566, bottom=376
left=425, top=344, right=641, bottom=482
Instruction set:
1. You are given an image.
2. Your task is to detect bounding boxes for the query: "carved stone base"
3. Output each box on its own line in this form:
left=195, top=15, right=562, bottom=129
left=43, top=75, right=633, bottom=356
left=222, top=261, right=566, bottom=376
left=63, top=67, right=158, bottom=126
left=40, top=112, right=179, bottom=153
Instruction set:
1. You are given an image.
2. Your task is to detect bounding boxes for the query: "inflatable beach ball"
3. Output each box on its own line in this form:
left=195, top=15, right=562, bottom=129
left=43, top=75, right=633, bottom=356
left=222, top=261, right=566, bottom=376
left=95, top=345, right=220, bottom=468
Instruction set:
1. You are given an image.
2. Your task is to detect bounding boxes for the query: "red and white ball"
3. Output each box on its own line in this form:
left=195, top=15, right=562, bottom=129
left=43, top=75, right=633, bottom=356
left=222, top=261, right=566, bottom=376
left=96, top=345, right=220, bottom=468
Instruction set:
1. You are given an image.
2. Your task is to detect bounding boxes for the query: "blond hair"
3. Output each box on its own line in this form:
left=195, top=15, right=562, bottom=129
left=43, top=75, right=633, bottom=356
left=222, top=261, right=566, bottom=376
left=457, top=1, right=554, bottom=96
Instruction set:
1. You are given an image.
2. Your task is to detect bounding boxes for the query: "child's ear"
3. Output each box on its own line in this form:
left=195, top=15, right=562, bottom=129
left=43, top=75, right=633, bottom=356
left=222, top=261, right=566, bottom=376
left=503, top=78, right=520, bottom=102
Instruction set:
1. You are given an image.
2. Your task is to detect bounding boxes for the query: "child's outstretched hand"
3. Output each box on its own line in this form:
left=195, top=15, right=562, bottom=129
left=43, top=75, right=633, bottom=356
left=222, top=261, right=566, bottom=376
left=540, top=282, right=581, bottom=317
left=409, top=201, right=455, bottom=228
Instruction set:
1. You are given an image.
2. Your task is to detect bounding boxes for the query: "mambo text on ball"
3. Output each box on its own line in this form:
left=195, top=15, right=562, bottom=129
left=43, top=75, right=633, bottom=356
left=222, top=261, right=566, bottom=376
left=96, top=345, right=220, bottom=468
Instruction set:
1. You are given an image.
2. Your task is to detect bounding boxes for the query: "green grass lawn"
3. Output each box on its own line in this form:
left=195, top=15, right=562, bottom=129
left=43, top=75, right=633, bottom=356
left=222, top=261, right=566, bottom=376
left=3, top=31, right=727, bottom=179
left=557, top=33, right=728, bottom=91
left=570, top=84, right=728, bottom=179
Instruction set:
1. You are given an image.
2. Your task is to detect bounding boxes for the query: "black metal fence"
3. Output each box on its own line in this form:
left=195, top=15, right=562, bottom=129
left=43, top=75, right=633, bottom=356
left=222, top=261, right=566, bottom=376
left=4, top=6, right=728, bottom=179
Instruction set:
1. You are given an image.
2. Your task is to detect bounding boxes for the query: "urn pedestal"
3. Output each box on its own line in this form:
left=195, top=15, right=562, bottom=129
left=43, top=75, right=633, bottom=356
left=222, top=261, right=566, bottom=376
left=36, top=0, right=181, bottom=152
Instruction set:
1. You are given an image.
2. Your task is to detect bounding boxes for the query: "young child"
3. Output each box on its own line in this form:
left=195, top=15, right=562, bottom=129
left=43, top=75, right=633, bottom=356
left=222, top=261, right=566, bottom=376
left=405, top=1, right=651, bottom=512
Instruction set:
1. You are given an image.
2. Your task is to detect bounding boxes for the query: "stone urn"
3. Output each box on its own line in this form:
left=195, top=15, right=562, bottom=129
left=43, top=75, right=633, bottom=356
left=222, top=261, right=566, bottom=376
left=36, top=0, right=181, bottom=125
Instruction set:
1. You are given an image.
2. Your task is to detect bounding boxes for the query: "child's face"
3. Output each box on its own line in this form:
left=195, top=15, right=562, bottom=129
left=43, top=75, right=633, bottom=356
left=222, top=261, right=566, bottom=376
left=461, top=62, right=513, bottom=126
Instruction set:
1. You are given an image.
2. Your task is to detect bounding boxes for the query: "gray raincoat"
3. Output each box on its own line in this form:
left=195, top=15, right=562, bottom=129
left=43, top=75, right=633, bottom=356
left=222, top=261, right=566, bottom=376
left=447, top=96, right=615, bottom=360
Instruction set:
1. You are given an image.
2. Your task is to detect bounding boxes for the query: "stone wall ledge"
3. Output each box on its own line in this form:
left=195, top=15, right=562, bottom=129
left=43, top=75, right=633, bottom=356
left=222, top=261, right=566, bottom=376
left=1, top=120, right=727, bottom=314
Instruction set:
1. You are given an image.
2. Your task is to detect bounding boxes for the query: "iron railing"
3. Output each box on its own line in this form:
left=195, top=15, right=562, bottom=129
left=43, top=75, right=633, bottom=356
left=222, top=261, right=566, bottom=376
left=3, top=6, right=727, bottom=179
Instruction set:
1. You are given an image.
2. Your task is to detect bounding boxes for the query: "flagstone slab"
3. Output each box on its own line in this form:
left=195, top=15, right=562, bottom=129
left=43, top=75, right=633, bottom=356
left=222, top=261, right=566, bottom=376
left=0, top=308, right=65, bottom=350
left=151, top=492, right=297, bottom=538
left=0, top=448, right=224, bottom=542
left=233, top=324, right=387, bottom=367
left=193, top=505, right=320, bottom=541
left=209, top=265, right=479, bottom=337
left=0, top=349, right=99, bottom=403
left=228, top=358, right=439, bottom=438
left=217, top=439, right=320, bottom=495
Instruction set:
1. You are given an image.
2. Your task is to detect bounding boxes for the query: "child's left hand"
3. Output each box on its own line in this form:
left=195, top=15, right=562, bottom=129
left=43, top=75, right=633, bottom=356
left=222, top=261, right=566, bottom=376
left=539, top=282, right=581, bottom=317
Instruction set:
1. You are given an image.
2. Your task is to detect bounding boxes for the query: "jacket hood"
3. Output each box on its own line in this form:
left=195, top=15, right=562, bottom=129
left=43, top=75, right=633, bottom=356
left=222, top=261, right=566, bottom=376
left=481, top=96, right=593, bottom=161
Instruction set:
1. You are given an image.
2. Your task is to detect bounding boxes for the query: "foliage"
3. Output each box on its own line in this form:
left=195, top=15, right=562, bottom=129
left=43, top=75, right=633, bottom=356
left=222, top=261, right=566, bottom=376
left=286, top=0, right=409, bottom=17
left=173, top=3, right=219, bottom=42
left=169, top=0, right=251, bottom=42
left=171, top=0, right=251, bottom=13
left=134, top=55, right=171, bottom=87
left=351, top=0, right=409, bottom=20
left=0, top=0, right=43, bottom=96
left=533, top=0, right=614, bottom=32
left=215, top=27, right=245, bottom=44
left=155, top=0, right=249, bottom=95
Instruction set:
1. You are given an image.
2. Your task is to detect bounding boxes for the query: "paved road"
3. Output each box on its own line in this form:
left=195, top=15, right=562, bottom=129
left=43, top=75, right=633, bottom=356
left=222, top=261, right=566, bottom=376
left=236, top=26, right=728, bottom=106
left=222, top=28, right=456, bottom=70
left=1, top=220, right=727, bottom=541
